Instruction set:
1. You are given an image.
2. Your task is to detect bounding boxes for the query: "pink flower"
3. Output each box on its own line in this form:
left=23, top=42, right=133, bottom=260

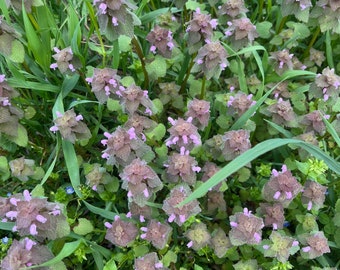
left=140, top=219, right=172, bottom=249
left=218, top=0, right=248, bottom=18
left=105, top=216, right=138, bottom=247
left=146, top=25, right=175, bottom=58
left=185, top=222, right=211, bottom=251
left=185, top=98, right=210, bottom=130
left=222, top=129, right=251, bottom=160
left=120, top=84, right=154, bottom=115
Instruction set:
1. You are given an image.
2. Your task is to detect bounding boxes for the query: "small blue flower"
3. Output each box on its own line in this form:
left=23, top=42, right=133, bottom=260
left=65, top=186, right=75, bottom=194
left=2, top=237, right=9, bottom=244
left=283, top=221, right=290, bottom=227
left=7, top=192, right=12, bottom=197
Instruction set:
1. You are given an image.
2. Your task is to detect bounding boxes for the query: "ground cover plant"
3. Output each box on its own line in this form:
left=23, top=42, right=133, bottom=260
left=0, top=0, right=340, bottom=269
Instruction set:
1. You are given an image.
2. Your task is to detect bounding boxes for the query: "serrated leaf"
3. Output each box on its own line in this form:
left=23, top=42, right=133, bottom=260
left=9, top=124, right=28, bottom=147
left=145, top=55, right=167, bottom=81
left=133, top=245, right=149, bottom=257
left=333, top=212, right=340, bottom=227
left=335, top=228, right=340, bottom=248
left=163, top=250, right=177, bottom=267
left=118, top=35, right=131, bottom=52
left=256, top=22, right=273, bottom=39
left=107, top=98, right=121, bottom=111
left=185, top=0, right=205, bottom=10
left=145, top=123, right=166, bottom=141
left=103, top=258, right=117, bottom=270
left=73, top=218, right=94, bottom=235
left=31, top=184, right=45, bottom=197
left=152, top=98, right=163, bottom=115
left=0, top=156, right=10, bottom=181
left=9, top=39, right=24, bottom=63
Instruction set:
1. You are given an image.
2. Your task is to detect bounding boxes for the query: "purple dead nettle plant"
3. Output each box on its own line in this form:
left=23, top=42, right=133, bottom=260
left=281, top=0, right=313, bottom=19
left=300, top=110, right=329, bottom=135
left=146, top=25, right=175, bottom=58
left=270, top=49, right=294, bottom=75
left=224, top=18, right=258, bottom=49
left=85, top=163, right=111, bottom=192
left=317, top=0, right=340, bottom=11
left=201, top=162, right=223, bottom=191
left=267, top=81, right=291, bottom=99
left=262, top=165, right=303, bottom=207
left=127, top=202, right=152, bottom=223
left=259, top=203, right=285, bottom=230
left=210, top=227, right=232, bottom=258
left=9, top=156, right=35, bottom=182
left=206, top=190, right=227, bottom=213
left=134, top=252, right=167, bottom=270
left=5, top=190, right=70, bottom=241
left=140, top=219, right=172, bottom=249
left=0, top=74, right=19, bottom=100
left=229, top=207, right=264, bottom=246
left=185, top=98, right=210, bottom=130
left=262, top=231, right=299, bottom=263
left=0, top=237, right=59, bottom=270
left=164, top=146, right=201, bottom=186
left=86, top=67, right=124, bottom=103
left=120, top=158, right=163, bottom=206
left=158, top=82, right=183, bottom=108
left=50, top=47, right=77, bottom=73
left=308, top=48, right=326, bottom=67
left=299, top=231, right=331, bottom=259
left=186, top=8, right=218, bottom=53
left=104, top=215, right=138, bottom=247
left=301, top=180, right=327, bottom=211
left=194, top=41, right=229, bottom=80
left=124, top=113, right=156, bottom=140
left=165, top=117, right=201, bottom=151
left=185, top=222, right=211, bottom=251
left=218, top=0, right=248, bottom=18
left=203, top=134, right=225, bottom=160
left=227, top=91, right=256, bottom=117
left=222, top=129, right=251, bottom=161
left=309, top=67, right=340, bottom=102
left=101, top=126, right=152, bottom=166
left=119, top=84, right=154, bottom=116
left=50, top=109, right=92, bottom=143
left=162, top=184, right=201, bottom=225
left=266, top=98, right=297, bottom=127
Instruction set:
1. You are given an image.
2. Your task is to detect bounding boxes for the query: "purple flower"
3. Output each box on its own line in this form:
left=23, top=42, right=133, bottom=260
left=222, top=129, right=251, bottom=161
left=50, top=109, right=91, bottom=143
left=101, top=126, right=152, bottom=166
left=201, top=162, right=224, bottom=191
left=227, top=91, right=256, bottom=117
left=185, top=98, right=210, bottom=130
left=218, top=0, right=248, bottom=18
left=120, top=158, right=163, bottom=206
left=164, top=147, right=200, bottom=186
left=309, top=48, right=325, bottom=67
left=224, top=18, right=258, bottom=49
left=266, top=98, right=296, bottom=127
left=134, top=252, right=166, bottom=270
left=0, top=238, right=58, bottom=270
left=119, top=84, right=154, bottom=115
left=185, top=222, right=211, bottom=251
left=105, top=216, right=138, bottom=247
left=300, top=231, right=331, bottom=259
left=262, top=165, right=302, bottom=207
left=86, top=68, right=124, bottom=103
left=194, top=41, right=229, bottom=80
left=124, top=113, right=155, bottom=139
left=5, top=190, right=70, bottom=241
left=127, top=202, right=152, bottom=222
left=85, top=163, right=111, bottom=192
left=229, top=208, right=264, bottom=246
left=207, top=191, right=227, bottom=213
left=301, top=110, right=328, bottom=135
left=162, top=184, right=201, bottom=225
left=165, top=117, right=201, bottom=151
left=140, top=219, right=172, bottom=249
left=270, top=49, right=294, bottom=75
left=310, top=67, right=340, bottom=101
left=259, top=203, right=285, bottom=230
left=146, top=25, right=175, bottom=58
left=50, top=47, right=77, bottom=73
left=301, top=180, right=327, bottom=211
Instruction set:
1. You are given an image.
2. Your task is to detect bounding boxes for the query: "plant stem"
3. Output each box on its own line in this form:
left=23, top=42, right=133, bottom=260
left=179, top=57, right=195, bottom=95
left=131, top=36, right=149, bottom=89
left=200, top=76, right=206, bottom=100
left=303, top=27, right=321, bottom=59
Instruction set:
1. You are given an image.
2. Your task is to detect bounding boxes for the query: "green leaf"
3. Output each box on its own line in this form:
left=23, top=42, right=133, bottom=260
left=83, top=201, right=118, bottom=220
left=107, top=98, right=121, bottom=112
left=333, top=213, right=340, bottom=227
left=140, top=8, right=181, bottom=24
left=103, top=258, right=118, bottom=270
left=9, top=40, right=25, bottom=63
left=133, top=245, right=149, bottom=257
left=335, top=228, right=340, bottom=248
left=0, top=222, right=15, bottom=231
left=185, top=0, right=205, bottom=10
left=31, top=184, right=45, bottom=197
left=26, top=240, right=84, bottom=269
left=323, top=116, right=340, bottom=148
left=0, top=156, right=10, bottom=181
left=145, top=55, right=167, bottom=81
left=179, top=138, right=340, bottom=206
left=264, top=120, right=293, bottom=138
left=73, top=218, right=94, bottom=235
left=163, top=250, right=177, bottom=267
left=145, top=123, right=166, bottom=141
left=9, top=124, right=28, bottom=147
left=256, top=22, right=273, bottom=38
left=118, top=35, right=132, bottom=52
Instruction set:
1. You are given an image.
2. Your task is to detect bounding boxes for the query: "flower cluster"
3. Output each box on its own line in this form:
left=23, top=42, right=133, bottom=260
left=120, top=158, right=163, bottom=206
left=262, top=165, right=302, bottom=207
left=101, top=126, right=152, bottom=166
left=84, top=163, right=111, bottom=192
left=50, top=47, right=77, bottom=73
left=185, top=98, right=210, bottom=130
left=229, top=208, right=264, bottom=246
left=225, top=18, right=258, bottom=49
left=105, top=216, right=138, bottom=247
left=301, top=110, right=329, bottom=135
left=165, top=117, right=201, bottom=151
left=164, top=147, right=201, bottom=186
left=186, top=8, right=218, bottom=53
left=127, top=202, right=152, bottom=222
left=222, top=129, right=251, bottom=160
left=210, top=227, right=232, bottom=258
left=2, top=190, right=70, bottom=241
left=270, top=49, right=294, bottom=75
left=194, top=41, right=229, bottom=80
left=0, top=238, right=57, bottom=270
left=260, top=203, right=285, bottom=230
left=140, top=219, right=172, bottom=249
left=134, top=252, right=167, bottom=270
left=185, top=222, right=211, bottom=251
left=162, top=184, right=201, bottom=225
left=218, top=0, right=248, bottom=18
left=9, top=157, right=35, bottom=182
left=299, top=231, right=331, bottom=259
left=146, top=25, right=175, bottom=58
left=86, top=67, right=124, bottom=103
left=266, top=98, right=297, bottom=127
left=50, top=109, right=91, bottom=143
left=301, top=180, right=327, bottom=211
left=227, top=91, right=256, bottom=117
